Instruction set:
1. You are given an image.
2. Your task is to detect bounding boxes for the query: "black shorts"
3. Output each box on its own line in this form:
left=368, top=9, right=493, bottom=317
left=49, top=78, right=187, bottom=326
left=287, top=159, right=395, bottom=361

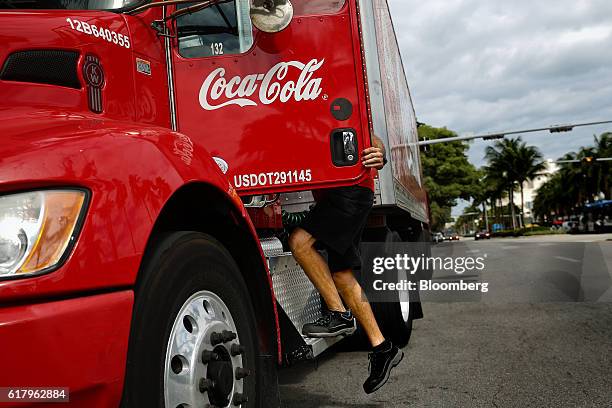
left=300, top=186, right=374, bottom=273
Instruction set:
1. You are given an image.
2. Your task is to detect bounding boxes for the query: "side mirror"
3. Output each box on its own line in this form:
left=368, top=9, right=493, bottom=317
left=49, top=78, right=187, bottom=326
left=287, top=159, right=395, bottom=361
left=250, top=0, right=294, bottom=33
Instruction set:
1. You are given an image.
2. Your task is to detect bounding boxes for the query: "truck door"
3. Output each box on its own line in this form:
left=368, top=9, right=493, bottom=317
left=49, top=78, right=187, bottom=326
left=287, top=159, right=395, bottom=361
left=171, top=0, right=371, bottom=195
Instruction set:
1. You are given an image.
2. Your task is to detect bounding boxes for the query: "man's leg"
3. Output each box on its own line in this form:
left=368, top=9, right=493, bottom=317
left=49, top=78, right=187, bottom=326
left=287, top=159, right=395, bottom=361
left=332, top=269, right=384, bottom=347
left=332, top=268, right=404, bottom=394
left=288, top=227, right=345, bottom=313
left=289, top=228, right=357, bottom=337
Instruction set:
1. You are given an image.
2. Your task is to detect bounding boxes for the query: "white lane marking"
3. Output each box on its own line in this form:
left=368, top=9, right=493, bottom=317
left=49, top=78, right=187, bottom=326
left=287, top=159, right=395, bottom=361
left=537, top=243, right=555, bottom=247
left=501, top=246, right=519, bottom=250
left=554, top=256, right=581, bottom=263
left=466, top=249, right=481, bottom=253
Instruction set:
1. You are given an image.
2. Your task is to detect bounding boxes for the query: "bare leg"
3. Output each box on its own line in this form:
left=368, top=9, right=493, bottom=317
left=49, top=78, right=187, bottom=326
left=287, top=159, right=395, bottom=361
left=289, top=228, right=346, bottom=313
left=333, top=269, right=385, bottom=347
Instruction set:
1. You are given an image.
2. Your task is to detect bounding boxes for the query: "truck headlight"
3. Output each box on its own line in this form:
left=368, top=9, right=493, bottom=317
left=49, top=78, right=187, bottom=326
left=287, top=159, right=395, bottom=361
left=0, top=190, right=87, bottom=278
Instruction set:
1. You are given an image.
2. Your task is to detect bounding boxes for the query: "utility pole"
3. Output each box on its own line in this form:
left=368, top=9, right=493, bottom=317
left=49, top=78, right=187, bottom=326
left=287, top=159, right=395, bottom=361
left=482, top=201, right=489, bottom=231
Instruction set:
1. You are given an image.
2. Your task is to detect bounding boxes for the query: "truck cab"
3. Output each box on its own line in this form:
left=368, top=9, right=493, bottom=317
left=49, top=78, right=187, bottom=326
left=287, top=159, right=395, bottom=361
left=0, top=1, right=429, bottom=407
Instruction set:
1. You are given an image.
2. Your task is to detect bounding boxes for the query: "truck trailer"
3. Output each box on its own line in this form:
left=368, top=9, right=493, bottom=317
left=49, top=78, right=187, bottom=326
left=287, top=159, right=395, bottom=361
left=0, top=0, right=429, bottom=406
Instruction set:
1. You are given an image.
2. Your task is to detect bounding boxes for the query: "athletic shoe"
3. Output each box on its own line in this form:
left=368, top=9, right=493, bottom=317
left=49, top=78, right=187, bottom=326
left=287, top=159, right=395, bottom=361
left=302, top=310, right=357, bottom=338
left=363, top=342, right=404, bottom=394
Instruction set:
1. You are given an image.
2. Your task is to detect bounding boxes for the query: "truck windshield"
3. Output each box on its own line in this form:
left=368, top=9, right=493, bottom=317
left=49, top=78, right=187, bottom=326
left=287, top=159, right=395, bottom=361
left=0, top=0, right=143, bottom=10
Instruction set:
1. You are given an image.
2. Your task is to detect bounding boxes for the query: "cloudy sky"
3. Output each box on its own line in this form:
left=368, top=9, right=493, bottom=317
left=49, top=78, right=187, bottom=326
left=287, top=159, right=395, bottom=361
left=387, top=0, right=612, bottom=213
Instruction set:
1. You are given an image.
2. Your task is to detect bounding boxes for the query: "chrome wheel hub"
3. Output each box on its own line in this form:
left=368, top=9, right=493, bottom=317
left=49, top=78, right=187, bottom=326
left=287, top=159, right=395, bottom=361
left=164, top=291, right=248, bottom=408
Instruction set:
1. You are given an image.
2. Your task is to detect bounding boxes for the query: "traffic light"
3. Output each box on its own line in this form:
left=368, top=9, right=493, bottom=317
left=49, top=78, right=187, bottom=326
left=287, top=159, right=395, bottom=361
left=482, top=134, right=505, bottom=141
left=550, top=125, right=574, bottom=133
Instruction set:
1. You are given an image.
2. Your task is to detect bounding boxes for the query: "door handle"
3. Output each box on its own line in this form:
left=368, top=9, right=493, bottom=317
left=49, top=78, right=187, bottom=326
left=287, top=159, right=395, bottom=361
left=330, top=128, right=358, bottom=167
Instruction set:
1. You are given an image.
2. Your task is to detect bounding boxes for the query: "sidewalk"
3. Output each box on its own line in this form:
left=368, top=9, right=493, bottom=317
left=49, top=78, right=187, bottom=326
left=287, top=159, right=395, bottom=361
left=492, top=233, right=612, bottom=243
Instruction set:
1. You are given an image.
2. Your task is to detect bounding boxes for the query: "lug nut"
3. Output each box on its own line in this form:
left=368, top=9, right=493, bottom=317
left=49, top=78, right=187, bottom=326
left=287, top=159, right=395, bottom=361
left=232, top=392, right=248, bottom=406
left=235, top=367, right=251, bottom=380
left=210, top=331, right=223, bottom=346
left=199, top=378, right=215, bottom=393
left=221, top=330, right=237, bottom=342
left=230, top=344, right=245, bottom=356
left=202, top=350, right=218, bottom=364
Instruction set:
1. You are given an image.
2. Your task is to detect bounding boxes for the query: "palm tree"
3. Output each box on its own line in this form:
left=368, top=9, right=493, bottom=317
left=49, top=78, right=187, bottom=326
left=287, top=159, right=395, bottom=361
left=484, top=137, right=545, bottom=228
left=533, top=173, right=567, bottom=221
left=534, top=132, right=611, bottom=221
left=485, top=139, right=520, bottom=228
left=593, top=133, right=611, bottom=199
left=471, top=171, right=491, bottom=231
left=486, top=173, right=507, bottom=227
left=512, top=141, right=546, bottom=226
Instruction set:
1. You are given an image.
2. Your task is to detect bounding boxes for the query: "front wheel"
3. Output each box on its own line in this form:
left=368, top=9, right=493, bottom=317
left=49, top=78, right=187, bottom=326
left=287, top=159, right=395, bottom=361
left=122, top=232, right=259, bottom=408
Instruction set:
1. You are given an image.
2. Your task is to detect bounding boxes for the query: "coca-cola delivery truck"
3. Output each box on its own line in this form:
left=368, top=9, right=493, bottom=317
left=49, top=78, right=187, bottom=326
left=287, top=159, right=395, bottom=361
left=0, top=0, right=429, bottom=406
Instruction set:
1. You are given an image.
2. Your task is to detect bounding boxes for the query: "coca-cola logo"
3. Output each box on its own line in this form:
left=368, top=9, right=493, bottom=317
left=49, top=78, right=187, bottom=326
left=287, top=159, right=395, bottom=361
left=199, top=59, right=324, bottom=111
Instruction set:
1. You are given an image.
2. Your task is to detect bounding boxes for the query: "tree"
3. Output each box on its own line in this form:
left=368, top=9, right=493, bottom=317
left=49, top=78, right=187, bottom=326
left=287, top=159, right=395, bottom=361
left=484, top=139, right=520, bottom=229
left=454, top=204, right=481, bottom=234
left=471, top=169, right=497, bottom=231
left=419, top=125, right=480, bottom=231
left=512, top=141, right=546, bottom=226
left=533, top=132, right=612, bottom=220
left=593, top=133, right=611, bottom=199
left=484, top=137, right=545, bottom=228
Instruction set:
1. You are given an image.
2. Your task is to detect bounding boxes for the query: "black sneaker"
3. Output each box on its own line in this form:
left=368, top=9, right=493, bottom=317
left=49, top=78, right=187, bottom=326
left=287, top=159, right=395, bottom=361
left=302, top=310, right=357, bottom=338
left=363, top=342, right=404, bottom=394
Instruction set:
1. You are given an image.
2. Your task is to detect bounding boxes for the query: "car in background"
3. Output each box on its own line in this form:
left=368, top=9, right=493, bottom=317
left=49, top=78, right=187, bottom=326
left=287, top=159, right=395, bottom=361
left=448, top=233, right=460, bottom=241
left=433, top=232, right=445, bottom=243
left=475, top=230, right=491, bottom=240
left=551, top=219, right=563, bottom=229
left=562, top=220, right=578, bottom=232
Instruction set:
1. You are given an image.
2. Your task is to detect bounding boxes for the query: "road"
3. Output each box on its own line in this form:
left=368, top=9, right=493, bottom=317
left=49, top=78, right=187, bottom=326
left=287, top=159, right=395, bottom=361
left=278, top=234, right=612, bottom=407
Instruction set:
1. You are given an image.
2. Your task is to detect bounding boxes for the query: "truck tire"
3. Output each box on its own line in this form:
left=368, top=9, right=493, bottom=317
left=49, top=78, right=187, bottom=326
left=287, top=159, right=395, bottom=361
left=122, top=232, right=259, bottom=408
left=343, top=228, right=413, bottom=349
left=370, top=229, right=413, bottom=348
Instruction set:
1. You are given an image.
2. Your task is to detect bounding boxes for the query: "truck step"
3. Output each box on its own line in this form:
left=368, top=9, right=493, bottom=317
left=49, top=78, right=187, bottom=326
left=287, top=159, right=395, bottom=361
left=269, top=254, right=324, bottom=332
left=304, top=336, right=343, bottom=358
left=260, top=237, right=285, bottom=258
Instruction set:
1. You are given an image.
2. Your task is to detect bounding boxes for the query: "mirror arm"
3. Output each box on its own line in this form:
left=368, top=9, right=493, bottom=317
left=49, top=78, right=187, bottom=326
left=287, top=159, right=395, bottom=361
left=168, top=0, right=233, bottom=21
left=127, top=0, right=195, bottom=15
left=127, top=0, right=224, bottom=16
left=151, top=19, right=176, bottom=37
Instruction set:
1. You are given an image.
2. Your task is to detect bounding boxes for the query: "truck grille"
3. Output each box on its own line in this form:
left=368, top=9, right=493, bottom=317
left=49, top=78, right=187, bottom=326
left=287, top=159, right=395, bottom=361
left=0, top=49, right=81, bottom=89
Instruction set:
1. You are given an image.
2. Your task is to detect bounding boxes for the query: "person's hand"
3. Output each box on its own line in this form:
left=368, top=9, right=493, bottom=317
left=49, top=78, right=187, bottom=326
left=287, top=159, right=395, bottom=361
left=362, top=147, right=385, bottom=170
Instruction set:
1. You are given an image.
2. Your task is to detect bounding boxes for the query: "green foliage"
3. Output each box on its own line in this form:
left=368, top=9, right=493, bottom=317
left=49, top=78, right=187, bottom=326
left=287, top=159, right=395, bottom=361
left=483, top=137, right=546, bottom=227
left=524, top=228, right=565, bottom=236
left=492, top=228, right=526, bottom=237
left=429, top=202, right=452, bottom=232
left=419, top=125, right=480, bottom=231
left=453, top=204, right=481, bottom=231
left=491, top=226, right=564, bottom=237
left=533, top=132, right=612, bottom=219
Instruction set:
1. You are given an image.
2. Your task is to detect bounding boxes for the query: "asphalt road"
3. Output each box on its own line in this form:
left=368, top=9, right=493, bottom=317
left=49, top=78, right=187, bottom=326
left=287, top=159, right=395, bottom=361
left=278, top=234, right=612, bottom=408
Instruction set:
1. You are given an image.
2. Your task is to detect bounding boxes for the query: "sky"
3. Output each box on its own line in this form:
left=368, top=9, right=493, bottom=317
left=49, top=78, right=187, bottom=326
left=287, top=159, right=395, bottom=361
left=386, top=0, right=612, bottom=216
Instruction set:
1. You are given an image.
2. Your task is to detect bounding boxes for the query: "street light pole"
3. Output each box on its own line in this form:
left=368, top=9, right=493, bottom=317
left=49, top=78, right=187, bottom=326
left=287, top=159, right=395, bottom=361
left=552, top=157, right=612, bottom=164
left=417, top=120, right=612, bottom=147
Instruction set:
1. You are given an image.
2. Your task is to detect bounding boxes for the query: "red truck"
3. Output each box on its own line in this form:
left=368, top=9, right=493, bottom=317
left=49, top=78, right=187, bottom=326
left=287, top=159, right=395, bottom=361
left=0, top=1, right=429, bottom=406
